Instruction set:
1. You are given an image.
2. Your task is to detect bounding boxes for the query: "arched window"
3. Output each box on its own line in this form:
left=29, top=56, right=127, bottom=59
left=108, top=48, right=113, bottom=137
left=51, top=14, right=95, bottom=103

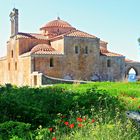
left=34, top=75, right=37, bottom=86
left=15, top=62, right=17, bottom=70
left=8, top=63, right=10, bottom=71
left=107, top=59, right=111, bottom=67
left=75, top=46, right=79, bottom=54
left=85, top=46, right=88, bottom=54
left=11, top=50, right=13, bottom=58
left=50, top=58, right=54, bottom=67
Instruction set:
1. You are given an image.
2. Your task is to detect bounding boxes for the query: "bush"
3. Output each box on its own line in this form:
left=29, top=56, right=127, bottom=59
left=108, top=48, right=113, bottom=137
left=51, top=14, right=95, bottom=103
left=0, top=85, right=125, bottom=128
left=0, top=121, right=31, bottom=140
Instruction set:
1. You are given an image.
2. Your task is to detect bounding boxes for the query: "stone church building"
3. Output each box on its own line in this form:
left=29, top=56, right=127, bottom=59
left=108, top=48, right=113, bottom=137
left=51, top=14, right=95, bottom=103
left=0, top=8, right=140, bottom=86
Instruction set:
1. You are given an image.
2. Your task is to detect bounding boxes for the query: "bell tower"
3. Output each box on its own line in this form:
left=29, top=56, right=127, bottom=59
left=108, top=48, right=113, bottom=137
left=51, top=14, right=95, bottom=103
left=9, top=8, right=18, bottom=37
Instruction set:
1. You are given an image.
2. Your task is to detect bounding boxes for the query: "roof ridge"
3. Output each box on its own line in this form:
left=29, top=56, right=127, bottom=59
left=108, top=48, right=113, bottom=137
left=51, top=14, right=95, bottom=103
left=17, top=32, right=49, bottom=40
left=65, top=29, right=97, bottom=38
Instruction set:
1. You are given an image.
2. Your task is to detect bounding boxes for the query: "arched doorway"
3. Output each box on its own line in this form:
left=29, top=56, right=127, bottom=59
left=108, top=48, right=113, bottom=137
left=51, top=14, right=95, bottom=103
left=127, top=67, right=137, bottom=82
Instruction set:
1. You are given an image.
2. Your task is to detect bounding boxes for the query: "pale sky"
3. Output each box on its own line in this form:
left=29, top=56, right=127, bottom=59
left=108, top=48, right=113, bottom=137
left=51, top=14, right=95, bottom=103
left=0, top=0, right=140, bottom=61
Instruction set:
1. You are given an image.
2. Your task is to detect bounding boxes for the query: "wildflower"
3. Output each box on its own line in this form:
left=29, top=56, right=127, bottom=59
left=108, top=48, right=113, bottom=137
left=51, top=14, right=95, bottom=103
left=52, top=137, right=56, bottom=140
left=78, top=124, right=83, bottom=128
left=49, top=127, right=53, bottom=132
left=77, top=117, right=83, bottom=122
left=64, top=121, right=69, bottom=126
left=69, top=123, right=74, bottom=129
left=91, top=119, right=95, bottom=123
left=83, top=117, right=87, bottom=121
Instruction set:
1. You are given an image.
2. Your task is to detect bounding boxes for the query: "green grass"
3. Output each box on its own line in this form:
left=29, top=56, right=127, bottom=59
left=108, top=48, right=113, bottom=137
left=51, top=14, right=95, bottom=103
left=56, top=82, right=140, bottom=96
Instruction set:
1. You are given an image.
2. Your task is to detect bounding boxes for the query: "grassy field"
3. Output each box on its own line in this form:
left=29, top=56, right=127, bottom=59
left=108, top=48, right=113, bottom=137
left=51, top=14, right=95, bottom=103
left=0, top=82, right=140, bottom=140
left=58, top=82, right=140, bottom=96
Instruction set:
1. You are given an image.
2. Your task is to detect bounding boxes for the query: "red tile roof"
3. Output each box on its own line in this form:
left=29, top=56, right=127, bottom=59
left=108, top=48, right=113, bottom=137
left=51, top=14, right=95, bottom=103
left=65, top=30, right=97, bottom=38
left=31, top=44, right=62, bottom=55
left=101, top=51, right=124, bottom=57
left=17, top=32, right=48, bottom=40
left=40, top=18, right=75, bottom=30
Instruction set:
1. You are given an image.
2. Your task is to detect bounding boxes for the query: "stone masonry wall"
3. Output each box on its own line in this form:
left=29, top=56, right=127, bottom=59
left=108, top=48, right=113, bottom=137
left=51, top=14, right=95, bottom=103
left=0, top=57, right=8, bottom=84
left=0, top=37, right=32, bottom=86
left=99, top=56, right=125, bottom=81
left=31, top=54, right=64, bottom=78
left=63, top=36, right=100, bottom=80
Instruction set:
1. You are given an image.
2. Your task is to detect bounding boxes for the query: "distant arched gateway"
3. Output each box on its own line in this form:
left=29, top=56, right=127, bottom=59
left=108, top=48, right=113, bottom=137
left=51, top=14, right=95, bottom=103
left=125, top=60, right=140, bottom=81
left=126, top=67, right=138, bottom=76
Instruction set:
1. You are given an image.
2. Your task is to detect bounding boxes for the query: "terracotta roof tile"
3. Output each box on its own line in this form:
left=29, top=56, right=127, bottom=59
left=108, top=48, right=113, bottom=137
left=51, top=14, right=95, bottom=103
left=101, top=51, right=124, bottom=57
left=31, top=44, right=62, bottom=55
left=33, top=51, right=62, bottom=55
left=65, top=30, right=96, bottom=38
left=17, top=32, right=48, bottom=40
left=40, top=18, right=75, bottom=29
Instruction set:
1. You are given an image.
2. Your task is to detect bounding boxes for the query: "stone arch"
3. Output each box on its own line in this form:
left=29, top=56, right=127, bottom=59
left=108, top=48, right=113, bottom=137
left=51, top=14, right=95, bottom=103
left=126, top=66, right=138, bottom=76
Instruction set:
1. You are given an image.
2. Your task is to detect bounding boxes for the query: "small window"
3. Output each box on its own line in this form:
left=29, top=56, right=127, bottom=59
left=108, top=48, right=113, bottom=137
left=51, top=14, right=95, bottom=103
left=34, top=75, right=37, bottom=86
left=8, top=63, right=10, bottom=70
left=107, top=59, right=111, bottom=67
left=11, top=50, right=13, bottom=58
left=15, top=62, right=17, bottom=70
left=85, top=46, right=88, bottom=54
left=50, top=58, right=54, bottom=67
left=75, top=46, right=79, bottom=54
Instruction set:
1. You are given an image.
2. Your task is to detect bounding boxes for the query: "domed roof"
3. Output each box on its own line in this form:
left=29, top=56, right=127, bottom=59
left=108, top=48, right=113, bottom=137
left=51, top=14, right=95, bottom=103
left=40, top=17, right=75, bottom=29
left=31, top=44, right=55, bottom=53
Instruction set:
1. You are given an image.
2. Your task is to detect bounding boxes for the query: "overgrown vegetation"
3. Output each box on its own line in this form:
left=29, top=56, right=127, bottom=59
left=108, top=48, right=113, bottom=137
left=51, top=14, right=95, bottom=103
left=0, top=82, right=140, bottom=139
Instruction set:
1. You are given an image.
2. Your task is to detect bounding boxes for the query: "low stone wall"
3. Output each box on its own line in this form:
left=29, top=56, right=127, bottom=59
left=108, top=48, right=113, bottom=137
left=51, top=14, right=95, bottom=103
left=42, top=74, right=89, bottom=85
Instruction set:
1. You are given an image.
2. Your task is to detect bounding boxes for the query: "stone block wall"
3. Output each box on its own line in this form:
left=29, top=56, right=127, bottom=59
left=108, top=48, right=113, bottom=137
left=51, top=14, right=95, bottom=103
left=31, top=54, right=64, bottom=78
left=63, top=36, right=100, bottom=80
left=99, top=56, right=125, bottom=81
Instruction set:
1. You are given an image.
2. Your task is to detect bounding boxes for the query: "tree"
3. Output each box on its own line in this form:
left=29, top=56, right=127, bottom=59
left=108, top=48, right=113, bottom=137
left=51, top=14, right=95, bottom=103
left=138, top=38, right=140, bottom=45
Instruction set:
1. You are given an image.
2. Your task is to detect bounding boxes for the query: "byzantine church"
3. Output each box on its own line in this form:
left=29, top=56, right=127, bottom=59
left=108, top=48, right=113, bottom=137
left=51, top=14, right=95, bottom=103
left=0, top=8, right=140, bottom=86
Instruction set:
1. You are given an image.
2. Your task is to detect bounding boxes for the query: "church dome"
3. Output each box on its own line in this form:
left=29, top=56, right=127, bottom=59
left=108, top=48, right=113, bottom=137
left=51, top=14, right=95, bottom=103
left=40, top=17, right=75, bottom=30
left=31, top=44, right=55, bottom=53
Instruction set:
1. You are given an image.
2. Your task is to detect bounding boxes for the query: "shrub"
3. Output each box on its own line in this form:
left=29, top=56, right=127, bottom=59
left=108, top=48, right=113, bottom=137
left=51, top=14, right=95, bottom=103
left=0, top=121, right=31, bottom=140
left=0, top=85, right=125, bottom=128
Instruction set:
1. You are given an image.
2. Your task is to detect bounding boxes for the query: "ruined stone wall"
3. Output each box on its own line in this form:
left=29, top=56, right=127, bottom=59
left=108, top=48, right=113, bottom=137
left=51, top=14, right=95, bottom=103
left=99, top=56, right=125, bottom=81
